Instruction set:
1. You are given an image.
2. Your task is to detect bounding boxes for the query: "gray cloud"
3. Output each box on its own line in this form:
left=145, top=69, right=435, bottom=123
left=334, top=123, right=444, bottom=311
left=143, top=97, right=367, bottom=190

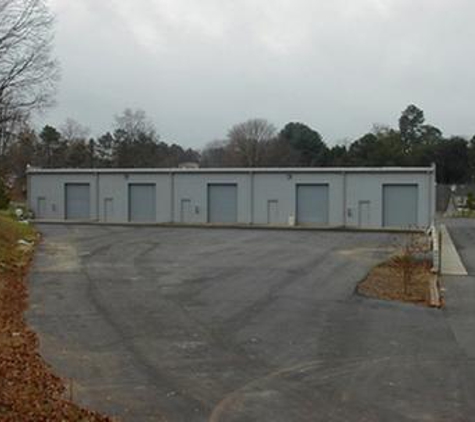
left=41, top=0, right=475, bottom=148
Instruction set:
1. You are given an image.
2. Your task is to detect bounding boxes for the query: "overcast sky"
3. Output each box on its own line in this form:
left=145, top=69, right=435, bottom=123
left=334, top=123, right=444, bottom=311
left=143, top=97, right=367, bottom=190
left=42, top=0, right=475, bottom=149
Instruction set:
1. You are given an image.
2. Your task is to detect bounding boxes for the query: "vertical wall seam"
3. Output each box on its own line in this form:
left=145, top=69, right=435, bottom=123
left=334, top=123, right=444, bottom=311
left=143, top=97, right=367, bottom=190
left=170, top=172, right=175, bottom=223
left=26, top=173, right=31, bottom=212
left=96, top=172, right=100, bottom=221
left=250, top=171, right=254, bottom=224
left=342, top=171, right=347, bottom=227
left=433, top=163, right=437, bottom=224
left=427, top=169, right=432, bottom=227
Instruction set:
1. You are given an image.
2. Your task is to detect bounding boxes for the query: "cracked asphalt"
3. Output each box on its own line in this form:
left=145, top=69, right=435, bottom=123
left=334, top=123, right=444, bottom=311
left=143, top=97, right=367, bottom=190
left=27, top=225, right=475, bottom=421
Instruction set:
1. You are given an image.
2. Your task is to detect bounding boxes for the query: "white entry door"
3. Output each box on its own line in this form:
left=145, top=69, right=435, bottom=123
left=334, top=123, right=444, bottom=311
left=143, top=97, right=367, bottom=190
left=358, top=201, right=371, bottom=227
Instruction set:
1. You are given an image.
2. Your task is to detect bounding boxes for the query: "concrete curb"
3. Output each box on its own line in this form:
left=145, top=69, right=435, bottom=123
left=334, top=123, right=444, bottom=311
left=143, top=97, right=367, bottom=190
left=30, top=220, right=425, bottom=234
left=431, top=225, right=440, bottom=274
left=428, top=225, right=443, bottom=308
left=429, top=274, right=443, bottom=308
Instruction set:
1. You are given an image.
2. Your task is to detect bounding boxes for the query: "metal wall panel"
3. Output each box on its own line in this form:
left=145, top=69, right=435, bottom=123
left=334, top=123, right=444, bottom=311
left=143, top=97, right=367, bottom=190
left=208, top=184, right=238, bottom=223
left=383, top=184, right=418, bottom=227
left=296, top=184, right=329, bottom=225
left=65, top=183, right=90, bottom=220
left=128, top=184, right=156, bottom=222
left=27, top=168, right=434, bottom=228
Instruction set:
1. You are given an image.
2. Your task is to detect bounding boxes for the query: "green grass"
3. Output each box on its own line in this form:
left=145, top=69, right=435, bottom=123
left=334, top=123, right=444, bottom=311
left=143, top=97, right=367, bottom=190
left=449, top=210, right=475, bottom=218
left=0, top=212, right=36, bottom=272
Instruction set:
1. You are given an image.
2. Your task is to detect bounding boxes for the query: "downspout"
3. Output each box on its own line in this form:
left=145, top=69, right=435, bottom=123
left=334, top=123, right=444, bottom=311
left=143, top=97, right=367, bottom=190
left=431, top=163, right=436, bottom=226
left=96, top=171, right=100, bottom=221
left=433, top=163, right=437, bottom=224
left=250, top=170, right=254, bottom=225
left=427, top=168, right=432, bottom=228
left=26, top=169, right=31, bottom=214
left=170, top=171, right=175, bottom=223
left=342, top=170, right=347, bottom=227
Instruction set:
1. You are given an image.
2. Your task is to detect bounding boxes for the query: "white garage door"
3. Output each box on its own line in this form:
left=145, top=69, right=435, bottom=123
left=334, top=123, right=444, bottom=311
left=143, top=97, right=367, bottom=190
left=65, top=184, right=90, bottom=220
left=383, top=184, right=418, bottom=227
left=208, top=184, right=238, bottom=223
left=128, top=184, right=156, bottom=222
left=296, top=184, right=329, bottom=225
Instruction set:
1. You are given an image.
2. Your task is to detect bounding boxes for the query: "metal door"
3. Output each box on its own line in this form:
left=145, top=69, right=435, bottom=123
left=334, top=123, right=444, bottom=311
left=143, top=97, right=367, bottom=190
left=65, top=184, right=90, bottom=220
left=267, top=200, right=279, bottom=224
left=208, top=184, right=238, bottom=223
left=104, top=198, right=114, bottom=222
left=358, top=200, right=371, bottom=227
left=128, top=184, right=156, bottom=222
left=180, top=199, right=192, bottom=223
left=296, top=184, right=329, bottom=225
left=37, top=197, right=46, bottom=219
left=383, top=184, right=418, bottom=227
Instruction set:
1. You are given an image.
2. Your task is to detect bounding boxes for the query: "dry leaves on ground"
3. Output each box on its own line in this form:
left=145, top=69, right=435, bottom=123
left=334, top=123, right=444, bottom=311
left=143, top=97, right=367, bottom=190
left=358, top=257, right=433, bottom=306
left=0, top=214, right=114, bottom=422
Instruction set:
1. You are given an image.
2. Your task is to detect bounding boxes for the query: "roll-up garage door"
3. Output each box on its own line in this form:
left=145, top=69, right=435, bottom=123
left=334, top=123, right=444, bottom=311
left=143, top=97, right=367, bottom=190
left=128, top=184, right=156, bottom=222
left=208, top=184, right=238, bottom=223
left=65, top=183, right=90, bottom=220
left=296, top=184, right=329, bottom=225
left=383, top=184, right=418, bottom=227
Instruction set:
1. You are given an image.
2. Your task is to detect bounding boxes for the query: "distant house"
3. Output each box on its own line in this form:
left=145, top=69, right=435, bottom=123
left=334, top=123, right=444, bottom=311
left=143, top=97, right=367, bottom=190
left=438, top=184, right=475, bottom=215
left=178, top=162, right=199, bottom=169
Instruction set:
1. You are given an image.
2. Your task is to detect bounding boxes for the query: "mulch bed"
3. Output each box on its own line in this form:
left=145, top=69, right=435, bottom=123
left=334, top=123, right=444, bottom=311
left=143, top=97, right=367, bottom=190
left=0, top=215, right=114, bottom=421
left=357, top=258, right=434, bottom=306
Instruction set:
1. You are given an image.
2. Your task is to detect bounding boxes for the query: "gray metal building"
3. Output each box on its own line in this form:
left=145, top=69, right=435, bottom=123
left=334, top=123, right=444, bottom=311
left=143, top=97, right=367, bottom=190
left=27, top=166, right=436, bottom=229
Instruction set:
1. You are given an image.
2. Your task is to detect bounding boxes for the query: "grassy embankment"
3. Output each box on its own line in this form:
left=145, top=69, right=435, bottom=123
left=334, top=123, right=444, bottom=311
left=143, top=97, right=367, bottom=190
left=0, top=212, right=113, bottom=421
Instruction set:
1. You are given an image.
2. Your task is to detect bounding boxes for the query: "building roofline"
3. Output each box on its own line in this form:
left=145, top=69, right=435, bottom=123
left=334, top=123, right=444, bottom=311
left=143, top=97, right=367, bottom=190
left=27, top=166, right=435, bottom=175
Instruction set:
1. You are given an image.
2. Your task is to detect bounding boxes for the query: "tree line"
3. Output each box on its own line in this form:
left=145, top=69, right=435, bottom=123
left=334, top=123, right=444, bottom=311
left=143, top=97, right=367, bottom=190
left=201, top=104, right=474, bottom=184
left=1, top=104, right=475, bottom=196
left=4, top=109, right=200, bottom=170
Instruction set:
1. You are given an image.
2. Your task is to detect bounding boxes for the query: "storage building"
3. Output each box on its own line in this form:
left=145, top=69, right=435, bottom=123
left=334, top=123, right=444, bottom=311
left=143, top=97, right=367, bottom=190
left=27, top=166, right=436, bottom=229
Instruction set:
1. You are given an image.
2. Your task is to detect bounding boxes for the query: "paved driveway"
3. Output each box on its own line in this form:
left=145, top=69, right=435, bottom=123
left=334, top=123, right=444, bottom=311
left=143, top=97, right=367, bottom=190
left=442, top=219, right=475, bottom=385
left=28, top=225, right=475, bottom=421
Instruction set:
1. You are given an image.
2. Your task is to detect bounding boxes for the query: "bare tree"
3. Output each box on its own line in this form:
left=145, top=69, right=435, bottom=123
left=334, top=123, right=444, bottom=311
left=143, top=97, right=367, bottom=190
left=114, top=108, right=157, bottom=142
left=227, top=119, right=276, bottom=167
left=200, top=139, right=237, bottom=167
left=0, top=0, right=59, bottom=125
left=7, top=124, right=37, bottom=192
left=0, top=0, right=58, bottom=172
left=112, top=108, right=160, bottom=167
left=0, top=106, right=25, bottom=158
left=60, top=118, right=90, bottom=143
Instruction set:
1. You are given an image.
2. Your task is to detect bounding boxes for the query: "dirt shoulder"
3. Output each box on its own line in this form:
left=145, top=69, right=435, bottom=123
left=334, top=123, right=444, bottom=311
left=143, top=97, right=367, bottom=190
left=357, top=233, right=437, bottom=307
left=358, top=258, right=434, bottom=306
left=0, top=213, right=113, bottom=421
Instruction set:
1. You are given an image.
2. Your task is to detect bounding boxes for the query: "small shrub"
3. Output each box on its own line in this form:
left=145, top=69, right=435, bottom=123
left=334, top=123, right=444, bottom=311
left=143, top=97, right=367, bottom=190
left=390, top=234, right=427, bottom=296
left=467, top=192, right=475, bottom=211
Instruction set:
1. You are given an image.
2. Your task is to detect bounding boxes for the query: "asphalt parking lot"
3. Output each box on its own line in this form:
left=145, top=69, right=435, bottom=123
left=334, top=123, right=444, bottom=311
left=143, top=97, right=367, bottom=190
left=28, top=225, right=475, bottom=421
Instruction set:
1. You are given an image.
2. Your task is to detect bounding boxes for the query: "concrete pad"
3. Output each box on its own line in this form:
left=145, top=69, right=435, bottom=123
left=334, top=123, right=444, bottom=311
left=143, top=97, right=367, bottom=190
left=440, top=224, right=468, bottom=276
